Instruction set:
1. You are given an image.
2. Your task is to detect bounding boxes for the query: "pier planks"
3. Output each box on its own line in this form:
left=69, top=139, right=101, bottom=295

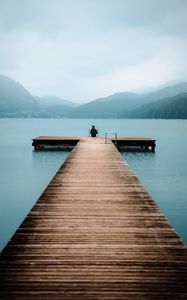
left=0, top=138, right=187, bottom=299
left=32, top=136, right=156, bottom=151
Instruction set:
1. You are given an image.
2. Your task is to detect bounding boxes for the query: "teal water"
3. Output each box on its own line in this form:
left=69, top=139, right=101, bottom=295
left=0, top=118, right=187, bottom=250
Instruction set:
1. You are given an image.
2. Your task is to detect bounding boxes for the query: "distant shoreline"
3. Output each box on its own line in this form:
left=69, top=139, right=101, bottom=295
left=1, top=115, right=187, bottom=120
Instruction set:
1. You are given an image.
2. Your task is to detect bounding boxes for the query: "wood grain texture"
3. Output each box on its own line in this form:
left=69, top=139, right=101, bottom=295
left=0, top=138, right=187, bottom=299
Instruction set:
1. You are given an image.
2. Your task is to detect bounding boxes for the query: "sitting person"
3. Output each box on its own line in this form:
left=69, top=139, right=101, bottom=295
left=90, top=125, right=98, bottom=137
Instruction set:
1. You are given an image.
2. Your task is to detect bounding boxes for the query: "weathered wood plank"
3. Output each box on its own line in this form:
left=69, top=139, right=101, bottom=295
left=0, top=137, right=187, bottom=299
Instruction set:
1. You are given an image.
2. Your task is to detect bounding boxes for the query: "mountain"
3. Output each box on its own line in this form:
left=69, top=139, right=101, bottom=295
left=134, top=81, right=187, bottom=95
left=138, top=82, right=187, bottom=104
left=35, top=95, right=78, bottom=108
left=44, top=104, right=74, bottom=117
left=0, top=75, right=40, bottom=113
left=126, top=93, right=187, bottom=119
left=70, top=92, right=140, bottom=118
left=69, top=83, right=187, bottom=118
left=1, top=75, right=187, bottom=119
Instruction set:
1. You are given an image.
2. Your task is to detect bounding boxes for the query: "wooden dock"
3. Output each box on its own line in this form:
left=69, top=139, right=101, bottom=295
left=0, top=137, right=187, bottom=299
left=32, top=136, right=156, bottom=152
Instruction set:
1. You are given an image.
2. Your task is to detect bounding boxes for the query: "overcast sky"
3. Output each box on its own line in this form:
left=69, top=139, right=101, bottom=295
left=0, top=0, right=187, bottom=102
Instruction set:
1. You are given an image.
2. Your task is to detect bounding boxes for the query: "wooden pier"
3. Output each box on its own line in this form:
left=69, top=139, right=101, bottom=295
left=32, top=136, right=156, bottom=152
left=0, top=137, right=187, bottom=299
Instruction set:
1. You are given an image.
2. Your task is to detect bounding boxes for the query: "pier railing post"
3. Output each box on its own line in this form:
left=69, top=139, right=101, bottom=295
left=105, top=133, right=117, bottom=146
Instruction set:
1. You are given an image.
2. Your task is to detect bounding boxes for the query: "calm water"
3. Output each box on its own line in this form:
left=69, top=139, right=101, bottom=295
left=0, top=118, right=187, bottom=251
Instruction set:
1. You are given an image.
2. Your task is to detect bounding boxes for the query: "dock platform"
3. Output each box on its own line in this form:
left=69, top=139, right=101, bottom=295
left=0, top=137, right=187, bottom=299
left=32, top=136, right=156, bottom=152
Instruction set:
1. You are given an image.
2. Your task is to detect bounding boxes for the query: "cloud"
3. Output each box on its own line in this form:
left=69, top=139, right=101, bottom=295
left=1, top=0, right=186, bottom=34
left=0, top=0, right=187, bottom=101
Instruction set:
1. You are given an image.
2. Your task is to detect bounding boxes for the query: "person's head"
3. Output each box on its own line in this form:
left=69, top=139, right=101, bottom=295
left=92, top=125, right=95, bottom=129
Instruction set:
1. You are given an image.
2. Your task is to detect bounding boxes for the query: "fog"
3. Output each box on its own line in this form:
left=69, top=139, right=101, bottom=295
left=0, top=0, right=187, bottom=102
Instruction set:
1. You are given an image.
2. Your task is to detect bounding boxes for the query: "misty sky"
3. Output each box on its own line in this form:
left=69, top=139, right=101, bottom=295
left=0, top=0, right=187, bottom=102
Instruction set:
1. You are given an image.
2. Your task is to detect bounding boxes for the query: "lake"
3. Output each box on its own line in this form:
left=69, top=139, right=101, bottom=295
left=0, top=118, right=187, bottom=251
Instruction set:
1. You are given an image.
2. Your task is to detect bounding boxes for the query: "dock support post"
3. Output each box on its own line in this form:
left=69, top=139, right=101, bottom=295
left=115, top=133, right=117, bottom=147
left=152, top=142, right=156, bottom=152
left=105, top=133, right=107, bottom=144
